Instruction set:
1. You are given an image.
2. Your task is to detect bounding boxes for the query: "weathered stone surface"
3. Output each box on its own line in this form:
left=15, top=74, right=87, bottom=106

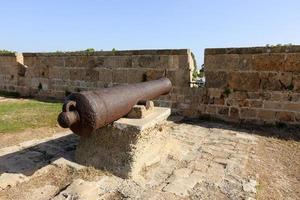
left=263, top=101, right=283, bottom=110
left=229, top=107, right=240, bottom=119
left=257, top=109, right=276, bottom=121
left=204, top=54, right=239, bottom=71
left=285, top=53, right=300, bottom=72
left=252, top=53, right=285, bottom=71
left=240, top=108, right=257, bottom=119
left=205, top=71, right=228, bottom=88
left=75, top=107, right=171, bottom=178
left=228, top=72, right=260, bottom=91
left=260, top=72, right=293, bottom=91
left=1, top=46, right=300, bottom=126
left=276, top=111, right=295, bottom=122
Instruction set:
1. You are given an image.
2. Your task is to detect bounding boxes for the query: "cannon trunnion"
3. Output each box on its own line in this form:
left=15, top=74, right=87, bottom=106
left=57, top=78, right=172, bottom=136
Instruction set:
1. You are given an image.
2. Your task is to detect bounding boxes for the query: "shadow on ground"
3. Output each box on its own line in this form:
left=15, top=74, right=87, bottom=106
left=173, top=116, right=300, bottom=142
left=0, top=134, right=79, bottom=176
left=0, top=116, right=298, bottom=178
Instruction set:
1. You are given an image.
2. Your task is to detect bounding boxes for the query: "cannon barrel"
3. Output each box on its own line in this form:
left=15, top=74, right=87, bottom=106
left=57, top=77, right=172, bottom=136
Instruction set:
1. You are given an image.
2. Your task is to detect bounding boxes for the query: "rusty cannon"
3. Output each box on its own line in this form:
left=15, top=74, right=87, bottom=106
left=57, top=78, right=172, bottom=136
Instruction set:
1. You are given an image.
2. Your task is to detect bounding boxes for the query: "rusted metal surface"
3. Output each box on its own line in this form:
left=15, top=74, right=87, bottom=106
left=58, top=78, right=172, bottom=136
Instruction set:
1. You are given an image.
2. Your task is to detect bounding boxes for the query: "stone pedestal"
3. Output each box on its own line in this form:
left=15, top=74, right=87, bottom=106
left=74, top=107, right=171, bottom=178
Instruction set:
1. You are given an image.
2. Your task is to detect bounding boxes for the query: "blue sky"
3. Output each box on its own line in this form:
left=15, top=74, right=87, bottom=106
left=1, top=0, right=299, bottom=64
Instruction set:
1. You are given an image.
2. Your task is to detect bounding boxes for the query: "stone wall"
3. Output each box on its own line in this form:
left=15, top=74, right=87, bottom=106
left=0, top=50, right=194, bottom=100
left=0, top=46, right=299, bottom=127
left=0, top=53, right=23, bottom=93
left=203, top=46, right=300, bottom=126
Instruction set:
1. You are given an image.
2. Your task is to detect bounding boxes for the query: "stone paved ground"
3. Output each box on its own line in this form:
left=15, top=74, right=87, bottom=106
left=0, top=119, right=298, bottom=199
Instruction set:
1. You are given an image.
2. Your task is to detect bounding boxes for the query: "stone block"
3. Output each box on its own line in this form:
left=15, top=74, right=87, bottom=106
left=145, top=70, right=165, bottom=81
left=206, top=105, right=217, bottom=114
left=252, top=53, right=285, bottom=71
left=240, top=108, right=257, bottom=119
left=86, top=69, right=99, bottom=82
left=229, top=107, right=240, bottom=119
left=275, top=111, right=295, bottom=122
left=295, top=113, right=300, bottom=122
left=167, top=69, right=190, bottom=87
left=204, top=54, right=239, bottom=71
left=208, top=88, right=223, bottom=98
left=70, top=68, right=86, bottom=80
left=260, top=72, right=293, bottom=91
left=284, top=53, right=300, bottom=72
left=205, top=71, right=228, bottom=88
left=282, top=103, right=300, bottom=112
left=228, top=72, right=260, bottom=91
left=217, top=107, right=229, bottom=116
left=75, top=107, right=171, bottom=178
left=248, top=100, right=263, bottom=108
left=257, top=110, right=276, bottom=121
left=126, top=104, right=154, bottom=119
left=238, top=54, right=254, bottom=71
left=133, top=55, right=169, bottom=68
left=293, top=74, right=300, bottom=92
left=178, top=55, right=190, bottom=69
left=290, top=93, right=300, bottom=102
left=103, top=56, right=132, bottom=68
left=127, top=69, right=145, bottom=83
left=99, top=68, right=113, bottom=83
left=263, top=101, right=282, bottom=110
left=228, top=91, right=248, bottom=100
left=113, top=69, right=128, bottom=83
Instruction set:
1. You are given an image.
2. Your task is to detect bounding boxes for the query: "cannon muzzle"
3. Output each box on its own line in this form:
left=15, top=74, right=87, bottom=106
left=57, top=78, right=172, bottom=136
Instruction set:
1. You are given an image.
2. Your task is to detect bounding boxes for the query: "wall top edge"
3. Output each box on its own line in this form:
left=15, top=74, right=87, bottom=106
left=205, top=45, right=300, bottom=55
left=0, top=53, right=17, bottom=57
left=22, top=49, right=190, bottom=57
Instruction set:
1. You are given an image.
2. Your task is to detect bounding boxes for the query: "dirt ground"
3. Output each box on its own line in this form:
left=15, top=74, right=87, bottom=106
left=246, top=133, right=300, bottom=200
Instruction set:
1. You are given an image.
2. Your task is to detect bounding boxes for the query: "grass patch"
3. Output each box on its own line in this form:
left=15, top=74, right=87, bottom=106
left=0, top=99, right=62, bottom=133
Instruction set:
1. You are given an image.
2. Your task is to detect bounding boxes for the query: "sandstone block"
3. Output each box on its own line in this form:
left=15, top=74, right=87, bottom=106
left=204, top=54, right=239, bottom=71
left=228, top=72, right=260, bottom=91
left=263, top=101, right=282, bottom=110
left=293, top=74, right=300, bottom=92
left=133, top=55, right=169, bottom=68
left=206, top=105, right=217, bottom=114
left=276, top=111, right=295, bottom=122
left=295, top=113, right=300, bottom=122
left=205, top=71, right=228, bottom=88
left=260, top=72, right=293, bottom=91
left=218, top=107, right=229, bottom=116
left=228, top=91, right=248, bottom=100
left=282, top=103, right=300, bottom=112
left=167, top=69, right=190, bottom=87
left=240, top=108, right=257, bottom=119
left=103, top=56, right=132, bottom=68
left=127, top=69, right=145, bottom=83
left=70, top=68, right=86, bottom=80
left=99, top=68, right=113, bottom=83
left=252, top=53, right=285, bottom=71
left=229, top=107, right=240, bottom=119
left=113, top=69, right=128, bottom=83
left=257, top=110, right=276, bottom=121
left=284, top=53, right=300, bottom=72
left=248, top=100, right=263, bottom=108
left=145, top=70, right=164, bottom=81
left=86, top=69, right=99, bottom=82
left=208, top=88, right=223, bottom=98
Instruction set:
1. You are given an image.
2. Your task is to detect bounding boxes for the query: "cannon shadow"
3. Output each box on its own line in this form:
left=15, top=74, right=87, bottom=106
left=0, top=134, right=79, bottom=176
